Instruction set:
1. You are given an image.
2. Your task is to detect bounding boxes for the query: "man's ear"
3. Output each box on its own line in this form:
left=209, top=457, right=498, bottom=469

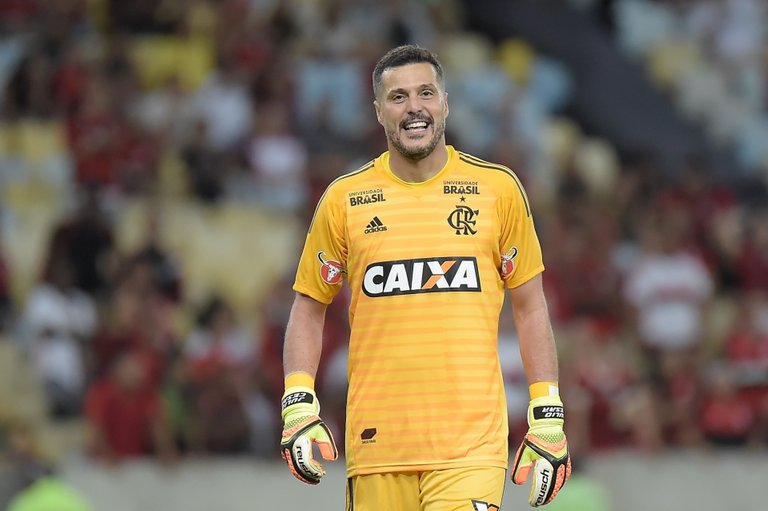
left=374, top=100, right=383, bottom=126
left=444, top=92, right=449, bottom=119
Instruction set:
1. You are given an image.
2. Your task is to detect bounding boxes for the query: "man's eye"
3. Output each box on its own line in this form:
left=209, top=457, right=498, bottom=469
left=421, top=90, right=434, bottom=97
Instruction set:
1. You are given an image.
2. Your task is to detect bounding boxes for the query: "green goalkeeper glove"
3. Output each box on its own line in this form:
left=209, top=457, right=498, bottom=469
left=280, top=386, right=338, bottom=485
left=511, top=395, right=572, bottom=507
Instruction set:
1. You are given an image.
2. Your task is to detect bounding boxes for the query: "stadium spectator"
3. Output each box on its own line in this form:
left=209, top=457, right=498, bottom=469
left=737, top=207, right=768, bottom=291
left=85, top=351, right=176, bottom=463
left=184, top=295, right=254, bottom=372
left=181, top=120, right=226, bottom=203
left=3, top=46, right=54, bottom=118
left=242, top=101, right=308, bottom=212
left=65, top=74, right=122, bottom=188
left=44, top=186, right=115, bottom=298
left=623, top=210, right=714, bottom=358
left=192, top=60, right=253, bottom=152
left=19, top=255, right=96, bottom=418
left=130, top=75, right=196, bottom=145
left=87, top=277, right=170, bottom=388
left=719, top=290, right=768, bottom=441
left=698, top=363, right=756, bottom=447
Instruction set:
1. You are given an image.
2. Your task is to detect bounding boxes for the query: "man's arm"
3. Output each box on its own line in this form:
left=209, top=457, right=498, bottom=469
left=280, top=292, right=338, bottom=485
left=507, top=274, right=558, bottom=385
left=508, top=273, right=571, bottom=507
left=283, top=292, right=328, bottom=379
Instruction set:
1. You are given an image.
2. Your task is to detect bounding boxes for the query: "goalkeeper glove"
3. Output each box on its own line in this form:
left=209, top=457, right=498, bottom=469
left=511, top=395, right=572, bottom=507
left=280, top=386, right=338, bottom=485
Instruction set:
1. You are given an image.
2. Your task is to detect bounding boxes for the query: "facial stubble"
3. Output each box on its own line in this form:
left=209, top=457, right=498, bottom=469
left=386, top=116, right=447, bottom=161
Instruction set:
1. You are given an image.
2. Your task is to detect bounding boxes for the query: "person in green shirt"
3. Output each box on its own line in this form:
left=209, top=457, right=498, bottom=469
left=8, top=476, right=92, bottom=511
left=541, top=462, right=611, bottom=511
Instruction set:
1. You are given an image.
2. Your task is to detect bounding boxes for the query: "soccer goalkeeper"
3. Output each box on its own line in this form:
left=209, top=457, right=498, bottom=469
left=281, top=44, right=570, bottom=510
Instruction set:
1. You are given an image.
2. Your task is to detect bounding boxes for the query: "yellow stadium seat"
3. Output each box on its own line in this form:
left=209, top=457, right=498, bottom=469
left=0, top=340, right=48, bottom=426
left=129, top=35, right=214, bottom=91
left=0, top=122, right=11, bottom=157
left=647, top=39, right=701, bottom=91
left=439, top=33, right=494, bottom=74
left=16, top=120, right=68, bottom=165
left=2, top=180, right=64, bottom=303
left=497, top=38, right=536, bottom=85
left=543, top=117, right=583, bottom=170
left=574, top=137, right=620, bottom=198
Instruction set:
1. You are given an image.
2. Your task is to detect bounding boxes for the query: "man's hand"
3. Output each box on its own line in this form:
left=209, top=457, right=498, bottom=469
left=511, top=395, right=571, bottom=507
left=280, top=386, right=338, bottom=484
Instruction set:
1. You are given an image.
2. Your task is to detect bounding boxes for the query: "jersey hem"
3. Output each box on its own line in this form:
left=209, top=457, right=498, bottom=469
left=347, top=458, right=508, bottom=477
left=506, top=265, right=544, bottom=289
left=292, top=284, right=334, bottom=305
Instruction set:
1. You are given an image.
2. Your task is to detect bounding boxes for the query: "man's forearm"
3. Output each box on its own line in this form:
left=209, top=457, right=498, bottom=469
left=508, top=275, right=559, bottom=385
left=515, top=306, right=558, bottom=384
left=283, top=293, right=328, bottom=379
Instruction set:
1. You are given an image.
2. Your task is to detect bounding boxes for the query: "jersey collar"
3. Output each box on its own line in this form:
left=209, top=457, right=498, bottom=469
left=379, top=145, right=457, bottom=188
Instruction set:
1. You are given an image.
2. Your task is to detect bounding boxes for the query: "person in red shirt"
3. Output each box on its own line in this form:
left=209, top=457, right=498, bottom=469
left=721, top=290, right=768, bottom=444
left=85, top=352, right=175, bottom=463
left=699, top=364, right=756, bottom=447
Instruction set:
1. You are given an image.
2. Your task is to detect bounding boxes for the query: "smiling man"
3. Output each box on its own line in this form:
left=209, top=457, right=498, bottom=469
left=280, top=45, right=571, bottom=510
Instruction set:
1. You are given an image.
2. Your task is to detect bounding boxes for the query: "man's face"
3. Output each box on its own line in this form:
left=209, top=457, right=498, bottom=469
left=374, top=62, right=448, bottom=161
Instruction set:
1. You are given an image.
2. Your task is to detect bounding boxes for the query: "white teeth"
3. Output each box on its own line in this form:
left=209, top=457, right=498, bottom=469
left=405, top=121, right=428, bottom=130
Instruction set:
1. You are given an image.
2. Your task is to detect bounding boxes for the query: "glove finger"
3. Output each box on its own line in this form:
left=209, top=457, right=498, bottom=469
left=312, top=422, right=339, bottom=461
left=545, top=465, right=566, bottom=506
left=528, top=458, right=556, bottom=507
left=290, top=436, right=325, bottom=485
left=511, top=443, right=534, bottom=485
left=283, top=446, right=316, bottom=485
left=317, top=440, right=337, bottom=461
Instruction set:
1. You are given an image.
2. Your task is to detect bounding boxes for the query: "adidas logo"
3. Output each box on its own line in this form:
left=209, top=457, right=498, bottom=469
left=364, top=216, right=388, bottom=234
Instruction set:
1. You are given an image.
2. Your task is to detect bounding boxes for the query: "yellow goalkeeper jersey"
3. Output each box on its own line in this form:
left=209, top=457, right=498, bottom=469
left=293, top=146, right=544, bottom=476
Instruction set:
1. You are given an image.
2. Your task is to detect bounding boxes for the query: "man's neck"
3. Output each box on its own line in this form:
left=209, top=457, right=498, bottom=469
left=388, top=143, right=449, bottom=183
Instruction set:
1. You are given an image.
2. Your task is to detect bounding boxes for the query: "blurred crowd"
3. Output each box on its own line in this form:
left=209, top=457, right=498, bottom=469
left=0, top=2, right=768, bottom=504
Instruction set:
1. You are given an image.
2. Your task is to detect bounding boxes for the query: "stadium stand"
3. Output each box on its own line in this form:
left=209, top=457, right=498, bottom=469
left=0, top=1, right=767, bottom=509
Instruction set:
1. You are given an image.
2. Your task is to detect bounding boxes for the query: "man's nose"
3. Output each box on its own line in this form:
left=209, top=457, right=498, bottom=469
left=405, top=94, right=423, bottom=113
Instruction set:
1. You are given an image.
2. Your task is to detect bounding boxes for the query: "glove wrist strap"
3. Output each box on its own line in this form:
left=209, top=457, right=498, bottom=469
left=285, top=371, right=315, bottom=389
left=529, top=381, right=558, bottom=400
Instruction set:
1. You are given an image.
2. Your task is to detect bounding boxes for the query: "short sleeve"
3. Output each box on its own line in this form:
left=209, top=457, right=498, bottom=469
left=497, top=177, right=544, bottom=288
left=293, top=186, right=348, bottom=304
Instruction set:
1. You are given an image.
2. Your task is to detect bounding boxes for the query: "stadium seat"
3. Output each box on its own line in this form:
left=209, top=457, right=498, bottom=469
left=129, top=36, right=214, bottom=91
left=647, top=40, right=702, bottom=91
left=543, top=117, right=583, bottom=170
left=497, top=38, right=536, bottom=86
left=2, top=181, right=63, bottom=303
left=573, top=137, right=619, bottom=198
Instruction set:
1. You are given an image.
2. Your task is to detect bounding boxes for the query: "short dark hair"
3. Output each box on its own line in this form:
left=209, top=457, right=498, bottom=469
left=372, top=45, right=445, bottom=99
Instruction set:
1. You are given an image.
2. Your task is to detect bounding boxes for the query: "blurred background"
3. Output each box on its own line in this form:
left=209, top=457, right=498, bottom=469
left=0, top=0, right=767, bottom=509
